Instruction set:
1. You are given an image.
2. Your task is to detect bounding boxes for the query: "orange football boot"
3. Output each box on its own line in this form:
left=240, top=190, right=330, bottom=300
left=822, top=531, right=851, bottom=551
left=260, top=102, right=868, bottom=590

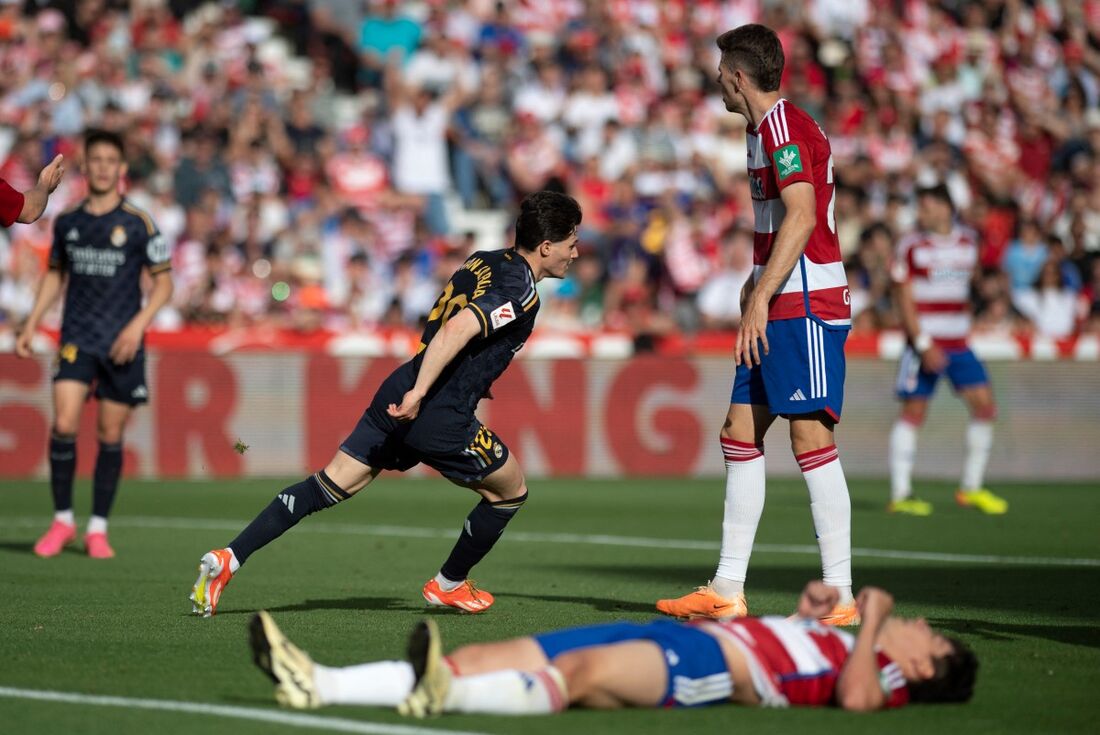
left=422, top=578, right=494, bottom=613
left=656, top=584, right=748, bottom=620
left=190, top=548, right=235, bottom=617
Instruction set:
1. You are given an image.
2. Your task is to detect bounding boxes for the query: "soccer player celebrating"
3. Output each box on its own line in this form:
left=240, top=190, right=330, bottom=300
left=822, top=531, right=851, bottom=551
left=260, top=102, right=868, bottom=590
left=656, top=25, right=857, bottom=624
left=189, top=191, right=581, bottom=616
left=16, top=130, right=174, bottom=559
left=249, top=581, right=977, bottom=715
left=887, top=184, right=1006, bottom=516
left=0, top=154, right=66, bottom=227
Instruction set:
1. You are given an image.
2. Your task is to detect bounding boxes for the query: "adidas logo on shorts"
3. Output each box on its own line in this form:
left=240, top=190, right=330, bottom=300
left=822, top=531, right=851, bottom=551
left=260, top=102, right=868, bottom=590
left=789, top=389, right=807, bottom=401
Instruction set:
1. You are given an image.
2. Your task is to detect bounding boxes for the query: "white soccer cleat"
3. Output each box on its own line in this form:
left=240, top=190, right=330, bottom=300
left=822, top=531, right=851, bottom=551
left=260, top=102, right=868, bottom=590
left=398, top=619, right=451, bottom=718
left=249, top=610, right=321, bottom=709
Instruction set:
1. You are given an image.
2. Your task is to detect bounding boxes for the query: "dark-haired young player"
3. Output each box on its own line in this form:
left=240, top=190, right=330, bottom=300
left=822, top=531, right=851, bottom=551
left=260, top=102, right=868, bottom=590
left=249, top=582, right=978, bottom=715
left=16, top=130, right=173, bottom=559
left=190, top=191, right=582, bottom=616
left=657, top=25, right=858, bottom=625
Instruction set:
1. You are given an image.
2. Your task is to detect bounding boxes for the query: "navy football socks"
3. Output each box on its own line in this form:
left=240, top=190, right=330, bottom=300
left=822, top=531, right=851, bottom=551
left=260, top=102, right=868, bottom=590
left=440, top=492, right=528, bottom=582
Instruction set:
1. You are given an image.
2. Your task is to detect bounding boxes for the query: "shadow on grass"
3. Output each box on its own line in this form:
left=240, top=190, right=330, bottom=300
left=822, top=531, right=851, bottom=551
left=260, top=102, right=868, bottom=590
left=547, top=562, right=1100, bottom=625
left=930, top=618, right=1100, bottom=650
left=214, top=596, right=424, bottom=616
left=501, top=592, right=655, bottom=614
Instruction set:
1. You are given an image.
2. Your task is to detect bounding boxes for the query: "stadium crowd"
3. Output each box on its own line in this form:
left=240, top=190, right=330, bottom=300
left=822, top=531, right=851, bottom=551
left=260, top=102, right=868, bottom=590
left=1, top=0, right=1100, bottom=347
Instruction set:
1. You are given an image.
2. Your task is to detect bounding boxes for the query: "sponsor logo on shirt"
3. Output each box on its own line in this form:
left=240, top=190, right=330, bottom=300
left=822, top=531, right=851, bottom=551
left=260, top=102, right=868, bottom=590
left=773, top=144, right=803, bottom=180
left=490, top=302, right=516, bottom=330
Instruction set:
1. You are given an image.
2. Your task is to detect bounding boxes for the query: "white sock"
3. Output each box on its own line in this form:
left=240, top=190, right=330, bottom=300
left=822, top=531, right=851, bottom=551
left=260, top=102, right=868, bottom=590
left=54, top=510, right=75, bottom=526
left=960, top=421, right=993, bottom=492
left=889, top=420, right=919, bottom=502
left=445, top=667, right=567, bottom=714
left=797, top=446, right=853, bottom=596
left=87, top=515, right=108, bottom=534
left=313, top=660, right=414, bottom=707
left=226, top=547, right=241, bottom=574
left=435, top=572, right=462, bottom=592
left=714, top=439, right=766, bottom=596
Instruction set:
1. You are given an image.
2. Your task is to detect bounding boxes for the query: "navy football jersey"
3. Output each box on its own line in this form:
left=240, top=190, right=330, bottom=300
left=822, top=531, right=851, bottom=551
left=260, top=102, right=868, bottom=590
left=49, top=199, right=171, bottom=355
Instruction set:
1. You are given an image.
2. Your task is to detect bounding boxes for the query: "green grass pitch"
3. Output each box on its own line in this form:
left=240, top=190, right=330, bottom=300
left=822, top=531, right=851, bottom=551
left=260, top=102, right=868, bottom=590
left=1, top=476, right=1098, bottom=734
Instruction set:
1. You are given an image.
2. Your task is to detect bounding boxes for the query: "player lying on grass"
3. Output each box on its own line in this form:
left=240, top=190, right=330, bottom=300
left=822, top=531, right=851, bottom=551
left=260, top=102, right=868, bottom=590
left=190, top=191, right=581, bottom=616
left=250, top=582, right=976, bottom=716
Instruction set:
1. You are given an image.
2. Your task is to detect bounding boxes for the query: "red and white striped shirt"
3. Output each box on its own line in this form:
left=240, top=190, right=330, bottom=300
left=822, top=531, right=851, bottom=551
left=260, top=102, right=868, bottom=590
left=891, top=226, right=979, bottom=349
left=697, top=616, right=909, bottom=708
left=747, top=99, right=850, bottom=326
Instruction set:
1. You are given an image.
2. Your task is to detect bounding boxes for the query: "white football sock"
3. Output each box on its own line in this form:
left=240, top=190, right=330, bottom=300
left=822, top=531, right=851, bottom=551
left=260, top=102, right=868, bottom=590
left=435, top=572, right=462, bottom=591
left=54, top=510, right=75, bottom=526
left=960, top=421, right=993, bottom=492
left=797, top=446, right=853, bottom=596
left=445, top=667, right=567, bottom=714
left=714, top=439, right=766, bottom=595
left=889, top=420, right=919, bottom=502
left=313, top=661, right=414, bottom=707
left=87, top=515, right=108, bottom=534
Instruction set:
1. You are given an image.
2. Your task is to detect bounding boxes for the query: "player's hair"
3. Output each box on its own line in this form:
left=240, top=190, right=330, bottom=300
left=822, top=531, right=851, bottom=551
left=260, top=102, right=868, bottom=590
left=916, top=183, right=955, bottom=212
left=908, top=636, right=978, bottom=704
left=716, top=24, right=785, bottom=92
left=514, top=191, right=582, bottom=252
left=84, top=129, right=125, bottom=157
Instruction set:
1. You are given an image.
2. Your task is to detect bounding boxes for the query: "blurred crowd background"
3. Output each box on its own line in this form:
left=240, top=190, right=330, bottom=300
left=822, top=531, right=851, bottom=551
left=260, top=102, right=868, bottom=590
left=2, top=0, right=1100, bottom=348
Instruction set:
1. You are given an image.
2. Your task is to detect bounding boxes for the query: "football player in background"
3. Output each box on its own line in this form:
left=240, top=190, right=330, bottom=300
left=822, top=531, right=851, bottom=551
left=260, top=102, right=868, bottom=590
left=249, top=581, right=977, bottom=715
left=887, top=184, right=1006, bottom=516
left=15, top=129, right=174, bottom=558
left=189, top=191, right=581, bottom=616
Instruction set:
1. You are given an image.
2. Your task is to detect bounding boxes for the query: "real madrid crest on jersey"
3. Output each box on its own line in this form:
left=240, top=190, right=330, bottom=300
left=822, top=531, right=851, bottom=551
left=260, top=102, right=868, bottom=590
left=110, top=225, right=127, bottom=247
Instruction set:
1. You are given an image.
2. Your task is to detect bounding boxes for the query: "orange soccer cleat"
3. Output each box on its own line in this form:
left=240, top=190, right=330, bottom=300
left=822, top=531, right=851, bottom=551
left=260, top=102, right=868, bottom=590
left=84, top=532, right=115, bottom=559
left=818, top=602, right=861, bottom=627
left=33, top=520, right=77, bottom=558
left=656, top=584, right=749, bottom=620
left=190, top=548, right=235, bottom=617
left=422, top=578, right=494, bottom=613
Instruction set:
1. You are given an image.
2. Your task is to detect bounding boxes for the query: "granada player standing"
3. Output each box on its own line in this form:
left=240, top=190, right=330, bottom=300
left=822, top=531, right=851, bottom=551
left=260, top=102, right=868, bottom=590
left=657, top=25, right=857, bottom=625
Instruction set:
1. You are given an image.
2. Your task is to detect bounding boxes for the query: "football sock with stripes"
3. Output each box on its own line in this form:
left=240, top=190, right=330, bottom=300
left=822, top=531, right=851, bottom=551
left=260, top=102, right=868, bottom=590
left=49, top=433, right=77, bottom=516
left=444, top=667, right=567, bottom=714
left=438, top=492, right=528, bottom=583
left=227, top=471, right=349, bottom=566
left=889, top=420, right=919, bottom=502
left=313, top=661, right=414, bottom=707
left=960, top=421, right=993, bottom=492
left=91, top=442, right=123, bottom=520
left=713, top=438, right=766, bottom=599
left=797, top=445, right=854, bottom=603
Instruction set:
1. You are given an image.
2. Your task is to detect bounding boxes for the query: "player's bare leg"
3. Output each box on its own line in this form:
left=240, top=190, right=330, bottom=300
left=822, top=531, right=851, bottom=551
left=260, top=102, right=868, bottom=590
left=423, top=454, right=528, bottom=613
left=954, top=385, right=1005, bottom=514
left=82, top=399, right=131, bottom=558
left=789, top=411, right=857, bottom=625
left=888, top=399, right=932, bottom=516
left=34, top=380, right=89, bottom=558
left=191, top=450, right=380, bottom=616
left=657, top=403, right=774, bottom=620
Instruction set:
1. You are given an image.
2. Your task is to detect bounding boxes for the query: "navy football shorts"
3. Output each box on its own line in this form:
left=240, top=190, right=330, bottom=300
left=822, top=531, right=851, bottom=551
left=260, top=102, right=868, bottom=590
left=534, top=619, right=733, bottom=708
left=53, top=342, right=148, bottom=406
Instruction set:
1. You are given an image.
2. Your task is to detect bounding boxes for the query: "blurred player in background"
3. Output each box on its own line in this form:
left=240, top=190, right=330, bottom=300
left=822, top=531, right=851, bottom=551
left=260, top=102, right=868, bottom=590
left=15, top=130, right=174, bottom=558
left=190, top=191, right=581, bottom=616
left=887, top=184, right=1006, bottom=516
left=657, top=25, right=857, bottom=625
left=248, top=582, right=977, bottom=715
left=0, top=154, right=65, bottom=227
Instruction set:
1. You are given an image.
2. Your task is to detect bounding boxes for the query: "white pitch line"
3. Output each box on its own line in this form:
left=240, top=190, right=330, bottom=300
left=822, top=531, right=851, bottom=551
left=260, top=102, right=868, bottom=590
left=0, top=686, right=486, bottom=735
left=2, top=515, right=1098, bottom=568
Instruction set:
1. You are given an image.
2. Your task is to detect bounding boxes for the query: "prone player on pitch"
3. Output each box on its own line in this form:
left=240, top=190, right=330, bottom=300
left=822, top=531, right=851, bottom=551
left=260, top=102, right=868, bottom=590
left=250, top=581, right=977, bottom=715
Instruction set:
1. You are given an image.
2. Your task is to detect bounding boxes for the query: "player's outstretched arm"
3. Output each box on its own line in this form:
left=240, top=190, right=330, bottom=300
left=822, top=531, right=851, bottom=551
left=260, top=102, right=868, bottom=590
left=835, top=587, right=893, bottom=711
left=15, top=269, right=64, bottom=358
left=736, top=181, right=815, bottom=367
left=388, top=308, right=482, bottom=422
left=17, top=155, right=65, bottom=224
left=109, top=270, right=174, bottom=364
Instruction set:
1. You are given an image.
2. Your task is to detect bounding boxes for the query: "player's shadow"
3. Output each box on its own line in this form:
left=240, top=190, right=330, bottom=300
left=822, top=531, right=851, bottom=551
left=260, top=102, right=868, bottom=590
left=501, top=591, right=655, bottom=614
left=928, top=618, right=1100, bottom=650
left=215, top=596, right=425, bottom=615
left=552, top=562, right=1100, bottom=624
left=0, top=540, right=36, bottom=555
